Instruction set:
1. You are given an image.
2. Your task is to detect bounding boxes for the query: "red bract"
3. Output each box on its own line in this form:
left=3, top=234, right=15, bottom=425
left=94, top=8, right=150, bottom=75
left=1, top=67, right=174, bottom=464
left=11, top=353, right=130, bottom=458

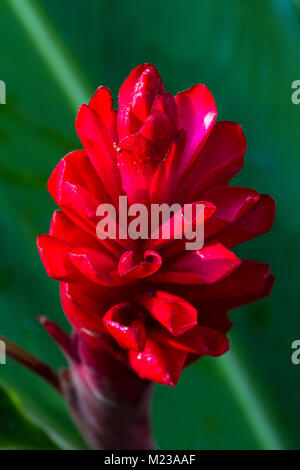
left=37, top=64, right=275, bottom=387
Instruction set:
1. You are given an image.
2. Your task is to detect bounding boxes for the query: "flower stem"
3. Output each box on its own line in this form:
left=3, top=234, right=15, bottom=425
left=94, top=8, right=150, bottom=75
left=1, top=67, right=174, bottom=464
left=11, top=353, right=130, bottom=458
left=60, top=367, right=155, bottom=450
left=0, top=335, right=61, bottom=393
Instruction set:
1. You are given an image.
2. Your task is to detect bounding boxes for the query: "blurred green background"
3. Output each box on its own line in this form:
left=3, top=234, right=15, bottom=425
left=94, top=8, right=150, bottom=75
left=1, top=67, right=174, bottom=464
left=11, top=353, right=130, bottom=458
left=0, top=0, right=299, bottom=450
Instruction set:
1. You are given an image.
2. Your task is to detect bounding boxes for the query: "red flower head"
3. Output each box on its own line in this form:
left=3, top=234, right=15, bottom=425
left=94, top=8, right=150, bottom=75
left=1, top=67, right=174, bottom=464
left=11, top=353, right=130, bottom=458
left=37, top=64, right=275, bottom=387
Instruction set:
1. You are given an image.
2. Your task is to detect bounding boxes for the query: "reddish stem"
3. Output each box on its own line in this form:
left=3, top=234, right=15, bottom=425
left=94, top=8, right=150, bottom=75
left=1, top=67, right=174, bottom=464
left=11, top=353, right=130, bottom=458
left=1, top=325, right=155, bottom=450
left=0, top=335, right=61, bottom=393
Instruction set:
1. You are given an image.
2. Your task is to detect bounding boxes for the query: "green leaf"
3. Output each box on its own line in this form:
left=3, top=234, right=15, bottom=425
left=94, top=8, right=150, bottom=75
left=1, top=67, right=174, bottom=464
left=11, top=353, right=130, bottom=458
left=0, top=385, right=58, bottom=449
left=0, top=0, right=299, bottom=449
left=0, top=0, right=87, bottom=449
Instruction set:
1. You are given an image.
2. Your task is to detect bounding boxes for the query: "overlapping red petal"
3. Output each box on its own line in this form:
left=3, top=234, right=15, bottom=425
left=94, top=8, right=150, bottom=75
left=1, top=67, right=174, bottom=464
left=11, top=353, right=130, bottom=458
left=38, top=64, right=275, bottom=386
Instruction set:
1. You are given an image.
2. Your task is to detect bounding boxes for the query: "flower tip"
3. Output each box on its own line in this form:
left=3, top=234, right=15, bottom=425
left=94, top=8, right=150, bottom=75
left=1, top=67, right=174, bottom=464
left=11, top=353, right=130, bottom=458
left=163, top=374, right=177, bottom=387
left=214, top=336, right=230, bottom=357
left=37, top=315, right=48, bottom=324
left=36, top=235, right=47, bottom=259
left=132, top=62, right=160, bottom=76
left=77, top=103, right=87, bottom=112
left=38, top=317, right=72, bottom=358
left=75, top=104, right=89, bottom=128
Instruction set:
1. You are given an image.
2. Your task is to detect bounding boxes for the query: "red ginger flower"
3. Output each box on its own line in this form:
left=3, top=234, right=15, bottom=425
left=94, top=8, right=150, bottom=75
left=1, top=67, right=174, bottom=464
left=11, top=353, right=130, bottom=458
left=37, top=64, right=275, bottom=387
